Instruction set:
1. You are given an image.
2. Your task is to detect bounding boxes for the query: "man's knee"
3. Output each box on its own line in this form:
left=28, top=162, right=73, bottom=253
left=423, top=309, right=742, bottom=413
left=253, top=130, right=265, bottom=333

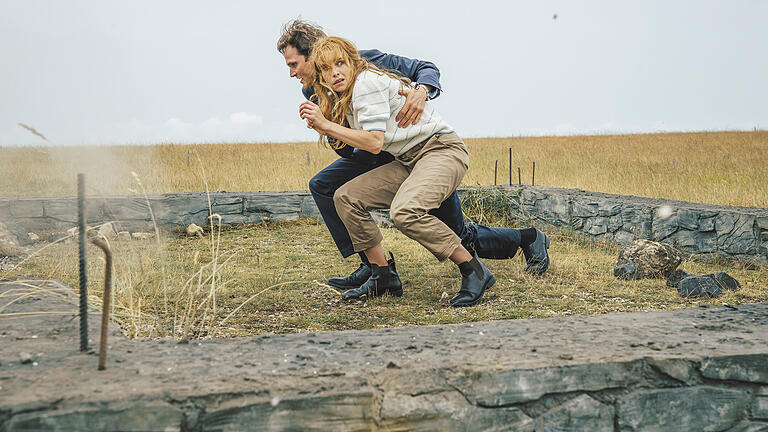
left=308, top=173, right=328, bottom=195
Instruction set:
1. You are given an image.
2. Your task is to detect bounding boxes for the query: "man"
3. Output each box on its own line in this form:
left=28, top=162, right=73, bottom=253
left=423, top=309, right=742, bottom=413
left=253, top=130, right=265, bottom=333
left=277, top=20, right=550, bottom=306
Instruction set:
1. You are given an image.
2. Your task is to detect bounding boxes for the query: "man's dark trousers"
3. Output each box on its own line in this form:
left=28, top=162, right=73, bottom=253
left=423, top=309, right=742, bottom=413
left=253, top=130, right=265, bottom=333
left=309, top=150, right=522, bottom=259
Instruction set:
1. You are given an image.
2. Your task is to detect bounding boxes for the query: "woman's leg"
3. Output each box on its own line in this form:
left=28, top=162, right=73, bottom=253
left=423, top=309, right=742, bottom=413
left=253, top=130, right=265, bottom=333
left=333, top=161, right=411, bottom=299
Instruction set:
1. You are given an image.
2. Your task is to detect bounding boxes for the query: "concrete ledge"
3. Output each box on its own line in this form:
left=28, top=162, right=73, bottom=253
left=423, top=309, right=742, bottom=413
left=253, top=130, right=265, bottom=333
left=2, top=280, right=767, bottom=431
left=2, top=186, right=767, bottom=264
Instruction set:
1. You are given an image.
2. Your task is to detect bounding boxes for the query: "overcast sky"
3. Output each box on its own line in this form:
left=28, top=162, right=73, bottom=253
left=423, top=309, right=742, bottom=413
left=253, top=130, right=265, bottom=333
left=1, top=0, right=766, bottom=146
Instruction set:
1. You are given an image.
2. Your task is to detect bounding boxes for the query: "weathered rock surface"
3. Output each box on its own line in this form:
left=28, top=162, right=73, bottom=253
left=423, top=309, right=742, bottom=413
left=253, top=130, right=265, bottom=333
left=614, top=239, right=682, bottom=279
left=675, top=271, right=741, bottom=298
left=678, top=275, right=723, bottom=298
left=0, top=222, right=28, bottom=258
left=618, top=386, right=749, bottom=431
left=3, top=186, right=767, bottom=265
left=2, top=279, right=768, bottom=431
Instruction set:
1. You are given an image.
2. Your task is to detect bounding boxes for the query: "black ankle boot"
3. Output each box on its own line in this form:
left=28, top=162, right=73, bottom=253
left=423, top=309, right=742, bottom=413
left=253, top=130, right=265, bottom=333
left=327, top=262, right=372, bottom=290
left=342, top=253, right=402, bottom=300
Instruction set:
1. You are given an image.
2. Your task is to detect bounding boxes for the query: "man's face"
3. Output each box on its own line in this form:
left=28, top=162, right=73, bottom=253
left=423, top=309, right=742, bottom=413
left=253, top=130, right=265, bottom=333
left=283, top=45, right=311, bottom=89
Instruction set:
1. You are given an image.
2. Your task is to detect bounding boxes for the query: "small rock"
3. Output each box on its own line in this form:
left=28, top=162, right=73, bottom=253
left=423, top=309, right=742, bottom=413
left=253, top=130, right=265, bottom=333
left=614, top=240, right=681, bottom=279
left=386, top=361, right=400, bottom=369
left=440, top=291, right=449, bottom=300
left=614, top=262, right=640, bottom=280
left=117, top=231, right=131, bottom=241
left=667, top=269, right=692, bottom=287
left=131, top=232, right=155, bottom=240
left=706, top=272, right=741, bottom=291
left=678, top=276, right=722, bottom=298
left=558, top=354, right=574, bottom=360
left=186, top=223, right=204, bottom=238
left=27, top=232, right=40, bottom=242
left=20, top=352, right=33, bottom=364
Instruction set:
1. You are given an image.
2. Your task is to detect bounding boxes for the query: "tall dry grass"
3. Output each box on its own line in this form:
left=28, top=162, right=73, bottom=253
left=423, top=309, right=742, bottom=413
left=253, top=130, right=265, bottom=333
left=1, top=131, right=766, bottom=207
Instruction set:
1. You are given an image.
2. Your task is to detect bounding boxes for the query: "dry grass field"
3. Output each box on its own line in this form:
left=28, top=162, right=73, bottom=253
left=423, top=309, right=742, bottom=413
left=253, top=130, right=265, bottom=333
left=3, top=220, right=767, bottom=339
left=2, top=130, right=767, bottom=207
left=2, top=131, right=767, bottom=339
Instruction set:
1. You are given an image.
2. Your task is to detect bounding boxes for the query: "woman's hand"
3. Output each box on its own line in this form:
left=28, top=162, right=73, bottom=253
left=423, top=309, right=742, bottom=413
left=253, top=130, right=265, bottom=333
left=299, top=101, right=331, bottom=134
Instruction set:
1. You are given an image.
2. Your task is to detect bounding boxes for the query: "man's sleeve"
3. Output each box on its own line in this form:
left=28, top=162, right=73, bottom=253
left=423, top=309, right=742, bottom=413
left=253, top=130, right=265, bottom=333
left=360, top=49, right=442, bottom=99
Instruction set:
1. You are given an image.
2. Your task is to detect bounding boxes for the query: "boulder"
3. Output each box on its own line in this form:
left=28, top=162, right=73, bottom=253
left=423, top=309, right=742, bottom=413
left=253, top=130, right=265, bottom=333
left=0, top=222, right=28, bottom=258
left=706, top=271, right=741, bottom=291
left=678, top=276, right=722, bottom=298
left=614, top=240, right=682, bottom=280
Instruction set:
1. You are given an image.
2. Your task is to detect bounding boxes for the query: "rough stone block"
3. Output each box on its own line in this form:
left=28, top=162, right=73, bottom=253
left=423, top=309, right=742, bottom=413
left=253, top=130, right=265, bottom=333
left=3, top=402, right=183, bottom=431
left=534, top=193, right=570, bottom=226
left=379, top=390, right=533, bottom=432
left=653, top=211, right=678, bottom=240
left=598, top=202, right=622, bottom=217
left=572, top=202, right=598, bottom=218
left=699, top=216, right=717, bottom=232
left=757, top=216, right=768, bottom=230
left=202, top=392, right=373, bottom=431
left=700, top=354, right=768, bottom=384
left=586, top=217, right=608, bottom=235
left=647, top=357, right=697, bottom=383
left=300, top=196, right=321, bottom=218
left=607, top=215, right=623, bottom=232
left=45, top=198, right=103, bottom=223
left=535, top=394, right=613, bottom=432
left=614, top=230, right=636, bottom=245
left=678, top=209, right=700, bottom=230
left=245, top=193, right=302, bottom=215
left=9, top=199, right=44, bottom=217
left=753, top=394, right=768, bottom=420
left=449, top=361, right=643, bottom=406
left=618, top=386, right=749, bottom=431
left=727, top=422, right=768, bottom=432
left=211, top=196, right=243, bottom=215
left=103, top=197, right=154, bottom=221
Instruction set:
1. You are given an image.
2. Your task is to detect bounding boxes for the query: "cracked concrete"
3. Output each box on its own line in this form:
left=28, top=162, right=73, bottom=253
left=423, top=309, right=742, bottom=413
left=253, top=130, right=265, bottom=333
left=1, top=279, right=768, bottom=431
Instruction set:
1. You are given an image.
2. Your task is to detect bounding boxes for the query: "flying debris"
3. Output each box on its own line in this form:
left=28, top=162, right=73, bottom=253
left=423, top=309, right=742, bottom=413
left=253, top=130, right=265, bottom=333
left=553, top=13, right=558, bottom=20
left=18, top=123, right=48, bottom=141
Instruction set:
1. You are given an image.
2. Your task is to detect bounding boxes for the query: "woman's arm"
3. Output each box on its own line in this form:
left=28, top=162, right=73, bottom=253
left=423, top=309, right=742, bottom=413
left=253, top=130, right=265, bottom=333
left=299, top=101, right=385, bottom=154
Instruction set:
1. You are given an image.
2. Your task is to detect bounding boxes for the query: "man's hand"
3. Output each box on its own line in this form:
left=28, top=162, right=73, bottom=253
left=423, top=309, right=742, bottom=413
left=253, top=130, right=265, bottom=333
left=299, top=101, right=330, bottom=134
left=395, top=85, right=430, bottom=128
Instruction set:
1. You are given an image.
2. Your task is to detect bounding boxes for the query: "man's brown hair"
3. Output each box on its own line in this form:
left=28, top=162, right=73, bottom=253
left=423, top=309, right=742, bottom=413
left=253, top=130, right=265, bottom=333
left=277, top=19, right=327, bottom=58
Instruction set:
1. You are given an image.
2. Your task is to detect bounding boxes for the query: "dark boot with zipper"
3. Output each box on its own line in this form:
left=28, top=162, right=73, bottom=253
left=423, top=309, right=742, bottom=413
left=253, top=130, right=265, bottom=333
left=342, top=253, right=402, bottom=300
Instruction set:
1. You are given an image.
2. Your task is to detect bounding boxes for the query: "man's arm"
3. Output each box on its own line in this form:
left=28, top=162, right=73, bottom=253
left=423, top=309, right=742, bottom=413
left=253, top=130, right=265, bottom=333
left=360, top=49, right=442, bottom=127
left=359, top=49, right=442, bottom=99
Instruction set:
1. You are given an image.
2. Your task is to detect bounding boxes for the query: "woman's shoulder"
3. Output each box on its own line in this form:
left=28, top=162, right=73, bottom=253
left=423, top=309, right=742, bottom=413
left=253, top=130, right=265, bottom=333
left=352, top=69, right=395, bottom=97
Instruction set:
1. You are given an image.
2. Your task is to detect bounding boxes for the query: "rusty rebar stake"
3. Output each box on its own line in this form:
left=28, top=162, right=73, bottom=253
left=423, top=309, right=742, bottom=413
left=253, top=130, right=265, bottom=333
left=91, top=238, right=113, bottom=370
left=78, top=173, right=88, bottom=353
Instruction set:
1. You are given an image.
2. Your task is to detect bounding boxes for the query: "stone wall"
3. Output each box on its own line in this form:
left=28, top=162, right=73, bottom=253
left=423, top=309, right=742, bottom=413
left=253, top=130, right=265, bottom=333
left=2, top=186, right=767, bottom=264
left=2, top=280, right=768, bottom=431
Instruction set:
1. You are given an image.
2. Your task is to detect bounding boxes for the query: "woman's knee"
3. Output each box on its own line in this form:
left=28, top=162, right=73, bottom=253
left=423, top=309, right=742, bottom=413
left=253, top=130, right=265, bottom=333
left=390, top=205, right=420, bottom=231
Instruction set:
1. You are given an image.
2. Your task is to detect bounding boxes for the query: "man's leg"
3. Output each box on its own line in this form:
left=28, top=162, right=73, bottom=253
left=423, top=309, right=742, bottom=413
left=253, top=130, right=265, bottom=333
left=431, top=192, right=523, bottom=259
left=429, top=184, right=550, bottom=273
left=309, top=151, right=393, bottom=289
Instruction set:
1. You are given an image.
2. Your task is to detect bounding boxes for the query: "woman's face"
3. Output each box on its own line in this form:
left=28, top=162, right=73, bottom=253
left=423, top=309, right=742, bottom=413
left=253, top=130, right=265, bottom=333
left=320, top=57, right=351, bottom=93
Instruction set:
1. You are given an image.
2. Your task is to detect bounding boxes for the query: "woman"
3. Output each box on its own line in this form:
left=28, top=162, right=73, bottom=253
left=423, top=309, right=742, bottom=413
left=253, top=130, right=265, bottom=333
left=299, top=36, right=499, bottom=307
